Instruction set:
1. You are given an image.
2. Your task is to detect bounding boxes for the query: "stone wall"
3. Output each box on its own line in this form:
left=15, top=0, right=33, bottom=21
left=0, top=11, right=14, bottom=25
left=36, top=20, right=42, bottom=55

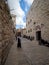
left=32, top=0, right=49, bottom=42
left=0, top=0, right=15, bottom=65
left=26, top=0, right=49, bottom=41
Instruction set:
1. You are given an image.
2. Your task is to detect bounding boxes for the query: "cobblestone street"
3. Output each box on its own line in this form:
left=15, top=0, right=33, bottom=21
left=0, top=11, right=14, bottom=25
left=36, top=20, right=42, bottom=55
left=5, top=38, right=49, bottom=65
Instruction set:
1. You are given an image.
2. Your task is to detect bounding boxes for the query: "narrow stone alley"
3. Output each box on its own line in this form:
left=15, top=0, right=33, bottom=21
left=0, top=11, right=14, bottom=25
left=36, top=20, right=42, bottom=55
left=0, top=0, right=49, bottom=65
left=5, top=38, right=49, bottom=65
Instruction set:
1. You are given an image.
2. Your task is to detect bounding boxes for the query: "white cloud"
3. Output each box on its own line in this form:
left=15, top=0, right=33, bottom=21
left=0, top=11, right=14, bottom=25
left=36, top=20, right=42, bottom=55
left=8, top=0, right=25, bottom=16
left=8, top=0, right=26, bottom=28
left=16, top=17, right=26, bottom=27
left=16, top=6, right=25, bottom=17
left=24, top=0, right=34, bottom=6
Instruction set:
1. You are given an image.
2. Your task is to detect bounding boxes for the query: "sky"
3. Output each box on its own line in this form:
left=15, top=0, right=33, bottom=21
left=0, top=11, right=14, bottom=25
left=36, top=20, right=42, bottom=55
left=7, top=0, right=34, bottom=29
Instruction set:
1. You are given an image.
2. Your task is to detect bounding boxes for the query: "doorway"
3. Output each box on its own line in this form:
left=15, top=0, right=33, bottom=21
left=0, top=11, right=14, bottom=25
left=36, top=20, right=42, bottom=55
left=36, top=31, right=41, bottom=40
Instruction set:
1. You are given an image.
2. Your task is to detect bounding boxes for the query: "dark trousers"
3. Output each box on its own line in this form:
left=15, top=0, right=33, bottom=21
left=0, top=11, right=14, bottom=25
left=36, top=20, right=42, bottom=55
left=17, top=38, right=21, bottom=48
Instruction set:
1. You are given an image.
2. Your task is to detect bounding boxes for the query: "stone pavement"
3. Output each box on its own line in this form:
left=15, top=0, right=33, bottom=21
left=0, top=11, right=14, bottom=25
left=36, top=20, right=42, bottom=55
left=5, top=38, right=49, bottom=65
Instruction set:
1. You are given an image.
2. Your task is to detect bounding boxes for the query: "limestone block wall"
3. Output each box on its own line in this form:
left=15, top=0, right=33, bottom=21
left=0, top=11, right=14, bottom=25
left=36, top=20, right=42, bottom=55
left=0, top=0, right=15, bottom=65
left=32, top=0, right=49, bottom=42
left=22, top=29, right=26, bottom=36
left=26, top=0, right=49, bottom=41
left=26, top=7, right=36, bottom=39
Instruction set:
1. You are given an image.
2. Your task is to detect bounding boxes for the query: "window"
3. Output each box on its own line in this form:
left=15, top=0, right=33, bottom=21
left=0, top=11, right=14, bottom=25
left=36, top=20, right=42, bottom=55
left=33, top=22, right=36, bottom=25
left=28, top=29, right=32, bottom=33
left=30, top=19, right=32, bottom=22
left=30, top=29, right=32, bottom=32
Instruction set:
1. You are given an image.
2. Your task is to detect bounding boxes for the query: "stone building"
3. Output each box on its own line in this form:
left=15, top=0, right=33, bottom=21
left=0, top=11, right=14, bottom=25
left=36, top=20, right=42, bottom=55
left=11, top=14, right=16, bottom=27
left=26, top=0, right=49, bottom=42
left=0, top=0, right=15, bottom=65
left=16, top=29, right=21, bottom=36
left=26, top=11, right=36, bottom=39
left=16, top=28, right=26, bottom=37
left=21, top=28, right=26, bottom=37
left=11, top=14, right=16, bottom=35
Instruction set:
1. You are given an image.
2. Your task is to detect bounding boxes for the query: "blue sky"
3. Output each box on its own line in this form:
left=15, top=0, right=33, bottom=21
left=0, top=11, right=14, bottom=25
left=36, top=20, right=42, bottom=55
left=20, top=0, right=30, bottom=13
left=8, top=0, right=34, bottom=29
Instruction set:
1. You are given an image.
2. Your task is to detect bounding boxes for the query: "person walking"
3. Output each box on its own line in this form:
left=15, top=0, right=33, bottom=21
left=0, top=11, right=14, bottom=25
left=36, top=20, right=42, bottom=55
left=17, top=36, right=21, bottom=48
